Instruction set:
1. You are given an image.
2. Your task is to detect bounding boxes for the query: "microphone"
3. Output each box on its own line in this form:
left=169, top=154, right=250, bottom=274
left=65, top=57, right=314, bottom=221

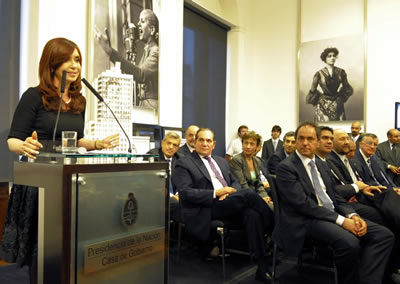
left=52, top=70, right=67, bottom=151
left=81, top=78, right=132, bottom=153
left=81, top=78, right=104, bottom=102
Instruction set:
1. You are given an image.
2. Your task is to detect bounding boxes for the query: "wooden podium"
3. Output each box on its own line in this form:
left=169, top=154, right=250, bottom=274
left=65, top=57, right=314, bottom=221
left=14, top=154, right=168, bottom=284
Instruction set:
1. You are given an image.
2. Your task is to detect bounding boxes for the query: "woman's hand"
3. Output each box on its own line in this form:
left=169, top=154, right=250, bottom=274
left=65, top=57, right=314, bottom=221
left=96, top=133, right=119, bottom=149
left=22, top=131, right=43, bottom=159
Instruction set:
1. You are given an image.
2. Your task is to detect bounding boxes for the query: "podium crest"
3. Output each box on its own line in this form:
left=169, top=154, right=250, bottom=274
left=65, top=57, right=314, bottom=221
left=121, top=192, right=138, bottom=227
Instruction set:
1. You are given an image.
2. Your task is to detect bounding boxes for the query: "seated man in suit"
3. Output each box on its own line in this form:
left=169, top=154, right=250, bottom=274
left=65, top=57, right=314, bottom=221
left=376, top=129, right=400, bottom=186
left=147, top=131, right=182, bottom=221
left=346, top=139, right=357, bottom=160
left=326, top=129, right=391, bottom=224
left=328, top=129, right=400, bottom=283
left=177, top=125, right=199, bottom=156
left=275, top=122, right=393, bottom=284
left=267, top=131, right=295, bottom=174
left=261, top=125, right=283, bottom=161
left=353, top=133, right=400, bottom=192
left=173, top=128, right=274, bottom=283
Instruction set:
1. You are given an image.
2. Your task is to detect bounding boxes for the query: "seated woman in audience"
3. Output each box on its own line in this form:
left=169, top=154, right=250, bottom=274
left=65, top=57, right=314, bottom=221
left=230, top=131, right=273, bottom=209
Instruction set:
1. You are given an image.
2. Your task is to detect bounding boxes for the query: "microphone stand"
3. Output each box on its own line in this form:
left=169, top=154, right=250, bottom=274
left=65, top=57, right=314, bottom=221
left=81, top=78, right=133, bottom=154
left=52, top=70, right=67, bottom=152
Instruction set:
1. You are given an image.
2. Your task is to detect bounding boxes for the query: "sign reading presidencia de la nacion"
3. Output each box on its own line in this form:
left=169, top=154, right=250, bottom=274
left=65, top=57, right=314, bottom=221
left=84, top=228, right=164, bottom=274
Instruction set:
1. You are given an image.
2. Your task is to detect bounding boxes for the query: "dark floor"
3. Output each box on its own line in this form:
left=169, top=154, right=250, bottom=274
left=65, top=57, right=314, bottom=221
left=0, top=234, right=335, bottom=284
left=169, top=238, right=335, bottom=284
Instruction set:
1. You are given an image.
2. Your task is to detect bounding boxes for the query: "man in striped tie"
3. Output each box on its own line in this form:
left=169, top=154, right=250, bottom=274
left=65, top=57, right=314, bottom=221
left=275, top=122, right=393, bottom=284
left=173, top=128, right=274, bottom=283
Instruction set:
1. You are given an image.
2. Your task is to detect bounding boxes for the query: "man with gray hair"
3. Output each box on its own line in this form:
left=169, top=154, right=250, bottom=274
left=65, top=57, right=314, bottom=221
left=376, top=129, right=400, bottom=186
left=352, top=133, right=400, bottom=283
left=329, top=130, right=400, bottom=283
left=147, top=131, right=183, bottom=220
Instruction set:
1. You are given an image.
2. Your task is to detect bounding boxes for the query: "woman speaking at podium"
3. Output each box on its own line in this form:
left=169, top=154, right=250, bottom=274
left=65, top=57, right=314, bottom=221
left=0, top=37, right=119, bottom=283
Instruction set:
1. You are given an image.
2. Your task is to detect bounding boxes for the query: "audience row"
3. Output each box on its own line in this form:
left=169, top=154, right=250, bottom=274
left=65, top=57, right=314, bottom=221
left=151, top=122, right=400, bottom=284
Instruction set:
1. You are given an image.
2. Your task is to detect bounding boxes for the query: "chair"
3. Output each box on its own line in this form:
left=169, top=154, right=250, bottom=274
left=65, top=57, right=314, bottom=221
left=268, top=174, right=338, bottom=284
left=210, top=219, right=253, bottom=279
left=175, top=217, right=252, bottom=279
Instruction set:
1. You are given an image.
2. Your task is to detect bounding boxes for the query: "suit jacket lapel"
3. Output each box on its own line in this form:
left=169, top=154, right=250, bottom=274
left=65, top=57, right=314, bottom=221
left=330, top=152, right=353, bottom=183
left=394, top=143, right=400, bottom=162
left=191, top=152, right=213, bottom=183
left=240, top=154, right=252, bottom=181
left=213, top=156, right=230, bottom=184
left=349, top=159, right=362, bottom=181
left=253, top=156, right=261, bottom=178
left=316, top=159, right=337, bottom=204
left=293, top=154, right=316, bottom=197
left=354, top=151, right=374, bottom=181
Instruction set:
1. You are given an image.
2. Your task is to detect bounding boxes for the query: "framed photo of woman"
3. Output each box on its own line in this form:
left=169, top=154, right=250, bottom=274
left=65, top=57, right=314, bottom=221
left=298, top=34, right=364, bottom=122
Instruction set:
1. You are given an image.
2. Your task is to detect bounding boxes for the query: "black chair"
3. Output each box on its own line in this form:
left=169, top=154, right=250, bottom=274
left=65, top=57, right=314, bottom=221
left=175, top=217, right=252, bottom=279
left=268, top=174, right=338, bottom=284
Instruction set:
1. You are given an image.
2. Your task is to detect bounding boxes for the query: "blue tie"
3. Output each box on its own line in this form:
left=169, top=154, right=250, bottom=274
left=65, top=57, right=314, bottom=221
left=166, top=159, right=174, bottom=195
left=309, top=160, right=334, bottom=211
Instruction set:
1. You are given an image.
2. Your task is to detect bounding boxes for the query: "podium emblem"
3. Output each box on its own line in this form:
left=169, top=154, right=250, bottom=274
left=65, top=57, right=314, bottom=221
left=121, top=192, right=138, bottom=227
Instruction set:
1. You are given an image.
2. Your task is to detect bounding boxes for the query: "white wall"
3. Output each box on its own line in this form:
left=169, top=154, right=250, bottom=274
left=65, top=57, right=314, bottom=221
left=195, top=0, right=400, bottom=144
left=191, top=0, right=299, bottom=144
left=20, top=0, right=87, bottom=95
left=366, top=0, right=400, bottom=142
left=19, top=0, right=400, bottom=148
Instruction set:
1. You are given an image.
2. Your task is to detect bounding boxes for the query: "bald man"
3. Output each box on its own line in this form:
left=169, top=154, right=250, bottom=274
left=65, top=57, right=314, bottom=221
left=376, top=129, right=400, bottom=187
left=349, top=121, right=362, bottom=148
left=177, top=125, right=199, bottom=156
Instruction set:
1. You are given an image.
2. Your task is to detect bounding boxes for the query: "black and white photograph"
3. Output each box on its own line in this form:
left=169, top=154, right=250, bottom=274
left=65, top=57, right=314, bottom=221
left=89, top=0, right=159, bottom=122
left=298, top=34, right=364, bottom=122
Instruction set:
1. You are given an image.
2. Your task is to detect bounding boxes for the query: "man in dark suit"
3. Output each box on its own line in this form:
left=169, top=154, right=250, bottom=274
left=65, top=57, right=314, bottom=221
left=328, top=129, right=400, bottom=283
left=275, top=122, right=393, bottom=284
left=267, top=131, right=295, bottom=174
left=327, top=129, right=387, bottom=224
left=261, top=125, right=283, bottom=161
left=376, top=129, right=400, bottom=186
left=173, top=128, right=274, bottom=283
left=352, top=133, right=399, bottom=190
left=348, top=121, right=363, bottom=148
left=177, top=125, right=199, bottom=156
left=346, top=139, right=357, bottom=160
left=147, top=131, right=183, bottom=220
left=352, top=133, right=400, bottom=283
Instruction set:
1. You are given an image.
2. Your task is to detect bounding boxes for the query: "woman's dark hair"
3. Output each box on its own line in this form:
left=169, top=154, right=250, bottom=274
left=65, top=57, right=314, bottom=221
left=38, top=37, right=85, bottom=113
left=320, top=47, right=339, bottom=63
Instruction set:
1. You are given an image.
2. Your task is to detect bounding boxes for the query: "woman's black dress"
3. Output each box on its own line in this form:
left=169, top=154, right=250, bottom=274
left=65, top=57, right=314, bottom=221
left=0, top=87, right=84, bottom=267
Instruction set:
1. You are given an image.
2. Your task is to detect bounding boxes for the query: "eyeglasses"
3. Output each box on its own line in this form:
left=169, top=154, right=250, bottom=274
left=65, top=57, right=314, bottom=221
left=364, top=141, right=378, bottom=147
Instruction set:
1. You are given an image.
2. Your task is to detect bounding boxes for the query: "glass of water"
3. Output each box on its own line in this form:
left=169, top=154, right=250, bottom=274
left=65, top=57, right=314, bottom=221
left=62, top=131, right=77, bottom=153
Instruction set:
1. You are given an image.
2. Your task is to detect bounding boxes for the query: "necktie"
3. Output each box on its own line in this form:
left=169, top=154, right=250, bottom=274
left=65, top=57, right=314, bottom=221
left=309, top=160, right=334, bottom=211
left=166, top=159, right=174, bottom=195
left=343, top=158, right=358, bottom=183
left=273, top=140, right=277, bottom=152
left=367, top=158, right=380, bottom=185
left=204, top=156, right=228, bottom=187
